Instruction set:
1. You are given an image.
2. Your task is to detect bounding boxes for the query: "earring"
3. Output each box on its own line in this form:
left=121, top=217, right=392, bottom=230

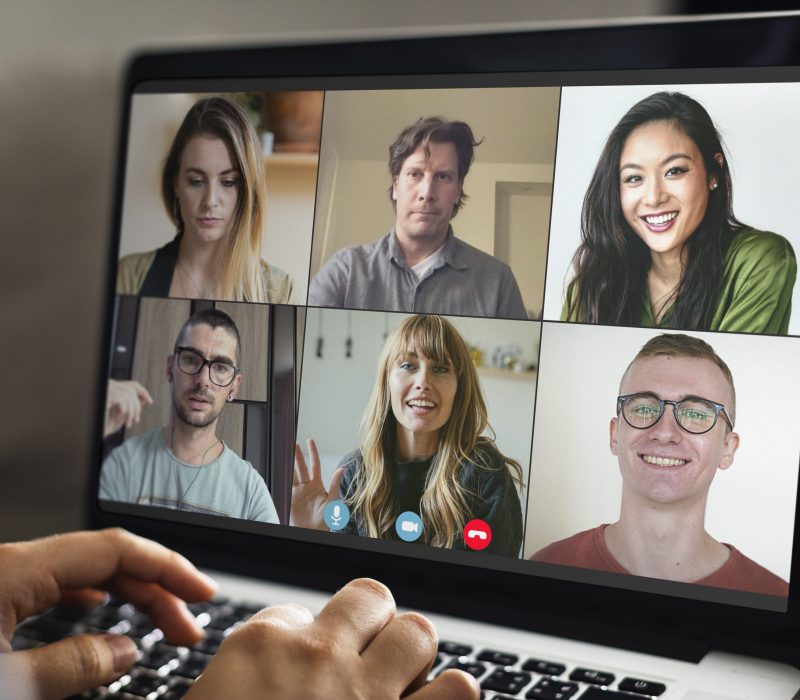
left=710, top=180, right=718, bottom=191
left=228, top=394, right=233, bottom=402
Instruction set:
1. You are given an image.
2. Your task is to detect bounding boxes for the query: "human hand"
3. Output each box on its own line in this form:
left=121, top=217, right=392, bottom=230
left=104, top=379, right=154, bottom=438
left=188, top=578, right=479, bottom=700
left=0, top=528, right=217, bottom=700
left=291, top=439, right=345, bottom=530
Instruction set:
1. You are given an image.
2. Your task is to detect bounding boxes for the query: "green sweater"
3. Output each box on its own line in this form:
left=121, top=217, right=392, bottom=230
left=562, top=229, right=796, bottom=334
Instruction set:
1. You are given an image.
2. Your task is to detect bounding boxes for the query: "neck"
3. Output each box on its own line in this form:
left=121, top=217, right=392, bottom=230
left=605, top=490, right=728, bottom=582
left=395, top=426, right=439, bottom=462
left=394, top=226, right=448, bottom=267
left=164, top=416, right=221, bottom=467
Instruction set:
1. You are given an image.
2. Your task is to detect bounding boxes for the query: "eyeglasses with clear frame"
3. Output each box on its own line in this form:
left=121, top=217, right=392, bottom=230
left=174, top=346, right=239, bottom=387
left=616, top=392, right=734, bottom=435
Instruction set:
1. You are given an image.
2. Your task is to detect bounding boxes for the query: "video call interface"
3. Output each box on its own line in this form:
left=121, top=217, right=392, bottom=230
left=98, top=80, right=800, bottom=613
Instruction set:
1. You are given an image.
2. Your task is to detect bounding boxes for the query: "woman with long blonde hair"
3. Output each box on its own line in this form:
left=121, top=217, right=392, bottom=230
left=117, top=96, right=294, bottom=302
left=292, top=314, right=524, bottom=556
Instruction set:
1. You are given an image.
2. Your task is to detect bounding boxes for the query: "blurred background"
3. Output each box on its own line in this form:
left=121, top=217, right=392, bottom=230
left=1, top=0, right=757, bottom=541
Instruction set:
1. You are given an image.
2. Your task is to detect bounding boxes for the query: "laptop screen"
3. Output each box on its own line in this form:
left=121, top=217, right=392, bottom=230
left=97, top=63, right=800, bottom=616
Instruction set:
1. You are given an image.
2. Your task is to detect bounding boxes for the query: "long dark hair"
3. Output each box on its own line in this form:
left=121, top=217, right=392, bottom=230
left=565, top=91, right=744, bottom=329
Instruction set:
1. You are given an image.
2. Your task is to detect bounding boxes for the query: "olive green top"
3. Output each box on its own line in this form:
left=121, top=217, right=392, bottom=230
left=562, top=229, right=796, bottom=334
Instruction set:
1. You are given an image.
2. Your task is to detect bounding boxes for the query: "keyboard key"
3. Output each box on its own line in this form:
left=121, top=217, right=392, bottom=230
left=123, top=669, right=168, bottom=697
left=580, top=688, right=648, bottom=699
left=194, top=628, right=225, bottom=655
left=477, top=650, right=519, bottom=666
left=522, top=658, right=567, bottom=676
left=439, top=640, right=473, bottom=656
left=525, top=678, right=579, bottom=699
left=162, top=677, right=194, bottom=699
left=481, top=669, right=532, bottom=694
left=619, top=677, right=667, bottom=696
left=569, top=667, right=615, bottom=686
left=444, top=657, right=487, bottom=678
left=174, top=651, right=213, bottom=680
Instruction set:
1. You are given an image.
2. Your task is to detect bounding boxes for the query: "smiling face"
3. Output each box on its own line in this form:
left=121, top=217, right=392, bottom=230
left=610, top=354, right=739, bottom=508
left=619, top=120, right=717, bottom=261
left=392, top=142, right=462, bottom=252
left=168, top=322, right=241, bottom=429
left=388, top=347, right=458, bottom=458
left=174, top=135, right=241, bottom=246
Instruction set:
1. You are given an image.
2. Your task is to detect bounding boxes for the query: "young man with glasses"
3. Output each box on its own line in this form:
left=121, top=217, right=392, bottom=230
left=530, top=333, right=787, bottom=596
left=99, top=308, right=279, bottom=523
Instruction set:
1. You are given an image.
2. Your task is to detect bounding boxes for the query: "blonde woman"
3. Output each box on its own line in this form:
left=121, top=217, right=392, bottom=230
left=117, top=96, right=294, bottom=303
left=292, top=314, right=524, bottom=556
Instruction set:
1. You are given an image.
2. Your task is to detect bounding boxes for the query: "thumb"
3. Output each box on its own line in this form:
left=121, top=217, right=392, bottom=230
left=23, top=633, right=138, bottom=699
left=327, top=467, right=346, bottom=502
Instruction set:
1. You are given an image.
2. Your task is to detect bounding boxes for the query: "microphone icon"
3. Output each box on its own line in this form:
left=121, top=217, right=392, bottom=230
left=331, top=504, right=342, bottom=526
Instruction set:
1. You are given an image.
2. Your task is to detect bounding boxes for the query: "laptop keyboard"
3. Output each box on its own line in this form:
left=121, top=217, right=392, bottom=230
left=11, top=596, right=670, bottom=699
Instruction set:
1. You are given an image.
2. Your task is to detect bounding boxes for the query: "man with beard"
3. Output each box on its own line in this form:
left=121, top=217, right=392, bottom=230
left=100, top=309, right=279, bottom=523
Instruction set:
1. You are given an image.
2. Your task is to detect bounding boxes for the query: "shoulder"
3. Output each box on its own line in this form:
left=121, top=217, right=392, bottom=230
left=450, top=236, right=512, bottom=272
left=117, top=250, right=157, bottom=295
left=332, top=235, right=390, bottom=263
left=706, top=545, right=789, bottom=596
left=105, top=428, right=162, bottom=467
left=260, top=260, right=294, bottom=303
left=726, top=228, right=796, bottom=269
left=528, top=525, right=610, bottom=567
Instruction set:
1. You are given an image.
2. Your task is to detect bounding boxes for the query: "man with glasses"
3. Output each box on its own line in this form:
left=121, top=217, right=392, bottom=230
left=530, top=333, right=787, bottom=596
left=100, top=308, right=279, bottom=523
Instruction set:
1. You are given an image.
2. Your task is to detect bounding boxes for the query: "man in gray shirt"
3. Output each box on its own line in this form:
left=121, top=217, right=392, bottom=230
left=308, top=116, right=527, bottom=319
left=100, top=308, right=279, bottom=523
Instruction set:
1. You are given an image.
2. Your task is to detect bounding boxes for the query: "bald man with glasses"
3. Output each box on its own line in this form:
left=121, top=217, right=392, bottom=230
left=100, top=308, right=279, bottom=523
left=530, top=333, right=787, bottom=596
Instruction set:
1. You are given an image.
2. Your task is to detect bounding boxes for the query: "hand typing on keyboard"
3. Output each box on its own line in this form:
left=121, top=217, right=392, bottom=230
left=187, top=577, right=479, bottom=700
left=0, top=529, right=479, bottom=700
left=0, top=528, right=216, bottom=699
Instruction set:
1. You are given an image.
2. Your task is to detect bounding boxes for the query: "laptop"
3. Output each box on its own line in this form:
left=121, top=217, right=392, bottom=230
left=15, top=13, right=800, bottom=700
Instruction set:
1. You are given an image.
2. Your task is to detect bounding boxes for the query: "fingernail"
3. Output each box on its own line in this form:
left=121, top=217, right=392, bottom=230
left=103, top=634, right=138, bottom=673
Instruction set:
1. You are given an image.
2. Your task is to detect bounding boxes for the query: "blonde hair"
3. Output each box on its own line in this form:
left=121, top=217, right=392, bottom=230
left=350, top=314, right=523, bottom=548
left=162, top=97, right=267, bottom=302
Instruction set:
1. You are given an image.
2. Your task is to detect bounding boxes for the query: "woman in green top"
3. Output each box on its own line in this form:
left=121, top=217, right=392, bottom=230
left=563, top=91, right=796, bottom=333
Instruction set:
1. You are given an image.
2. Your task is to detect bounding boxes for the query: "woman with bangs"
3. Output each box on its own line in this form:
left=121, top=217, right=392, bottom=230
left=292, top=314, right=524, bottom=556
left=117, top=96, right=294, bottom=302
left=563, top=91, right=795, bottom=333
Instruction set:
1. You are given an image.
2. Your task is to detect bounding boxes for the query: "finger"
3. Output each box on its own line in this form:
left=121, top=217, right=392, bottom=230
left=307, top=438, right=322, bottom=482
left=249, top=602, right=314, bottom=629
left=21, top=633, right=138, bottom=700
left=360, top=611, right=437, bottom=695
left=109, top=574, right=204, bottom=646
left=294, top=443, right=310, bottom=484
left=134, top=382, right=154, bottom=405
left=59, top=588, right=109, bottom=609
left=313, top=578, right=395, bottom=654
left=325, top=466, right=346, bottom=505
left=13, top=529, right=217, bottom=626
left=406, top=669, right=480, bottom=700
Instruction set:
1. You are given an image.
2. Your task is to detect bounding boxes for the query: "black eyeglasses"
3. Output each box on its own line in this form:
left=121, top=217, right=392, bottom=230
left=175, top=347, right=238, bottom=387
left=617, top=393, right=733, bottom=435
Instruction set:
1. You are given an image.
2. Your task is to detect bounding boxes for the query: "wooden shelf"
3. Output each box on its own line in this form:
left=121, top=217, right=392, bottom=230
left=477, top=367, right=537, bottom=382
left=264, top=152, right=319, bottom=169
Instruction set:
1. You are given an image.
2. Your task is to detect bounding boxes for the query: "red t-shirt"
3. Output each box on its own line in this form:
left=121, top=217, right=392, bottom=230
left=530, top=525, right=788, bottom=597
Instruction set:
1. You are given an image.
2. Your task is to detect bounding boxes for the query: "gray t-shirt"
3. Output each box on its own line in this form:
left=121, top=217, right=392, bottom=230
left=308, top=229, right=527, bottom=319
left=100, top=428, right=279, bottom=524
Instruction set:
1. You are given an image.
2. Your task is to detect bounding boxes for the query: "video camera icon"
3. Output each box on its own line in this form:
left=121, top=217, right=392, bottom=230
left=395, top=511, right=423, bottom=542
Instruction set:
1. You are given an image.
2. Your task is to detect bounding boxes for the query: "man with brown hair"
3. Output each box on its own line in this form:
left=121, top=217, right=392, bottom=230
left=530, top=333, right=788, bottom=597
left=308, top=116, right=526, bottom=319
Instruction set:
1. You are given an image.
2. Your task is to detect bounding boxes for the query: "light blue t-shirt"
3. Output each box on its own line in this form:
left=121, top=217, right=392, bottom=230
left=100, top=428, right=279, bottom=524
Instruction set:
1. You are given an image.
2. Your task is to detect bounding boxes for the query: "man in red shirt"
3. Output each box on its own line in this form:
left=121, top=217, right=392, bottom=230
left=530, top=333, right=787, bottom=597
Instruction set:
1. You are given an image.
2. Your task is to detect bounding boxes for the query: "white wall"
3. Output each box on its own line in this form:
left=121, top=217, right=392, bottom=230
left=524, top=324, right=800, bottom=581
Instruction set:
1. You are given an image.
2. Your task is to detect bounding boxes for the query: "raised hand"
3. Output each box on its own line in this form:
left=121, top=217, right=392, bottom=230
left=291, top=439, right=345, bottom=530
